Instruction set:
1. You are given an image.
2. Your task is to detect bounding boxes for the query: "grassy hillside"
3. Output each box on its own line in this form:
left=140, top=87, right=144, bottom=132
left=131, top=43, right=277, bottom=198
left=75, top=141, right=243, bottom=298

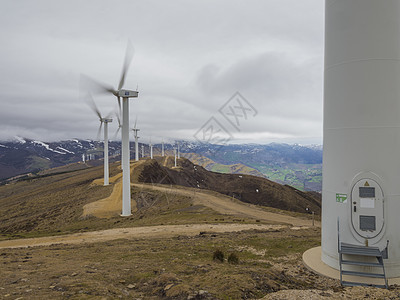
left=182, top=153, right=266, bottom=178
left=181, top=152, right=322, bottom=192
left=1, top=158, right=399, bottom=299
left=136, top=157, right=321, bottom=215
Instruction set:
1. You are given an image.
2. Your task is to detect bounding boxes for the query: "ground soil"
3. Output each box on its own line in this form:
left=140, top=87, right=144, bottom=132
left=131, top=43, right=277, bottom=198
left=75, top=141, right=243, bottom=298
left=0, top=158, right=399, bottom=299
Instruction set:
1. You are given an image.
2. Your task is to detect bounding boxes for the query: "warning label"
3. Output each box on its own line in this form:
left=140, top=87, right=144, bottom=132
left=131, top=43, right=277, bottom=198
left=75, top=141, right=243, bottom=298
left=336, top=193, right=347, bottom=203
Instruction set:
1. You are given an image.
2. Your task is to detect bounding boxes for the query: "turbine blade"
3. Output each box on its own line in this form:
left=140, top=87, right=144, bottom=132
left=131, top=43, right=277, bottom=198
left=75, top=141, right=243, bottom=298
left=80, top=74, right=117, bottom=96
left=105, top=111, right=113, bottom=120
left=113, top=126, right=121, bottom=140
left=117, top=96, right=121, bottom=115
left=86, top=93, right=102, bottom=120
left=117, top=40, right=134, bottom=91
left=134, top=116, right=137, bottom=129
left=97, top=121, right=103, bottom=141
left=115, top=112, right=122, bottom=127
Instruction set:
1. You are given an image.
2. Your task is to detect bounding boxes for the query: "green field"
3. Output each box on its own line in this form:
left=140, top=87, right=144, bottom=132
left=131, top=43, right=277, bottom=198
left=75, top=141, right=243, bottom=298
left=248, top=163, right=322, bottom=192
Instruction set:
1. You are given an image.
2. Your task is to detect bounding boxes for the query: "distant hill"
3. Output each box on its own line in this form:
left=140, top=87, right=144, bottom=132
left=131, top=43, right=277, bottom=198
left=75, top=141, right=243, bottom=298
left=0, top=138, right=322, bottom=191
left=174, top=142, right=322, bottom=192
left=137, top=157, right=321, bottom=215
left=0, top=138, right=121, bottom=181
left=181, top=152, right=266, bottom=178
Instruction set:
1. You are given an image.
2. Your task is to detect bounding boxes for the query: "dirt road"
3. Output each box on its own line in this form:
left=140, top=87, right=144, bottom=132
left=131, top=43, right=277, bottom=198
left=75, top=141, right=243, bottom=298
left=83, top=158, right=318, bottom=226
left=5, top=162, right=318, bottom=249
left=135, top=183, right=317, bottom=227
left=0, top=223, right=285, bottom=249
left=0, top=182, right=316, bottom=249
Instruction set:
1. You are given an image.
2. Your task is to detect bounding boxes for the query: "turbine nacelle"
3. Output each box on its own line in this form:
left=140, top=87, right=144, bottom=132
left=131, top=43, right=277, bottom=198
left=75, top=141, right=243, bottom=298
left=118, top=90, right=139, bottom=98
left=101, top=118, right=113, bottom=123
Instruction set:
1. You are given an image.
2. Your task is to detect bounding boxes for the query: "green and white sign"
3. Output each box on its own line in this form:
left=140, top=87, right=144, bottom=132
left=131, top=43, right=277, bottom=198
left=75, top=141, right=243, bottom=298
left=336, top=193, right=347, bottom=203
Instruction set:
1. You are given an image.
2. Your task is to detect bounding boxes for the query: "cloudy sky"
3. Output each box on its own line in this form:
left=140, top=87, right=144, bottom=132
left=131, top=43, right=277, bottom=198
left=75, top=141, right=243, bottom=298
left=0, top=0, right=324, bottom=145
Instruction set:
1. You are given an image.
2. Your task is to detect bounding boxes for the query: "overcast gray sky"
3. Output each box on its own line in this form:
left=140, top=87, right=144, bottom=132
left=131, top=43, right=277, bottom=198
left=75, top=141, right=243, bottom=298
left=0, top=0, right=324, bottom=144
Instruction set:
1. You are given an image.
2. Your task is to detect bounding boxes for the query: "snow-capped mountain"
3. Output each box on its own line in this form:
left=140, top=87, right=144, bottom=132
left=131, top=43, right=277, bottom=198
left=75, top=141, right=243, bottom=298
left=0, top=138, right=122, bottom=180
left=0, top=138, right=322, bottom=191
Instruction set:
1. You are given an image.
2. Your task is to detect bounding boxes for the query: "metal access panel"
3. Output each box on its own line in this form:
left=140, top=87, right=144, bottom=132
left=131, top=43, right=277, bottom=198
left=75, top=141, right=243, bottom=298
left=351, top=178, right=384, bottom=238
left=359, top=215, right=376, bottom=231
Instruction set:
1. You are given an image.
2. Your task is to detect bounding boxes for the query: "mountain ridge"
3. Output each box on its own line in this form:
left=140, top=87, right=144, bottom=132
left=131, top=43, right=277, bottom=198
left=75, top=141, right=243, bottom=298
left=0, top=138, right=322, bottom=191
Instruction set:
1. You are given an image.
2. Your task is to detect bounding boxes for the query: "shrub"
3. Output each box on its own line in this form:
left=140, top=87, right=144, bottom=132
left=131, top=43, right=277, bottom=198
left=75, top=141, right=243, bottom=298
left=227, top=253, right=239, bottom=264
left=213, top=249, right=224, bottom=262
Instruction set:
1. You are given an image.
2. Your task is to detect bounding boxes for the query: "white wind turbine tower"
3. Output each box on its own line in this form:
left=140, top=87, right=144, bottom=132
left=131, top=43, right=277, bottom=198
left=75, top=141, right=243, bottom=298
left=82, top=41, right=138, bottom=216
left=174, top=146, right=177, bottom=167
left=114, top=112, right=124, bottom=169
left=87, top=93, right=112, bottom=186
left=131, top=118, right=140, bottom=161
left=149, top=139, right=153, bottom=159
left=132, top=118, right=140, bottom=161
left=131, top=130, right=140, bottom=161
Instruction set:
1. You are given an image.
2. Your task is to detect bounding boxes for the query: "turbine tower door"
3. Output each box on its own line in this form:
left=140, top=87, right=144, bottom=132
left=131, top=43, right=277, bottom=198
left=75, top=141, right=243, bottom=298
left=350, top=178, right=384, bottom=239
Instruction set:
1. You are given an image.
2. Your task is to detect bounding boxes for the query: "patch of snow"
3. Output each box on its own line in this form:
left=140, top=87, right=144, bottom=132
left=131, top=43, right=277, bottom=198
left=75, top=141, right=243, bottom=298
left=57, top=146, right=74, bottom=154
left=32, top=141, right=65, bottom=154
left=15, top=136, right=26, bottom=144
left=0, top=144, right=8, bottom=148
left=239, top=175, right=242, bottom=178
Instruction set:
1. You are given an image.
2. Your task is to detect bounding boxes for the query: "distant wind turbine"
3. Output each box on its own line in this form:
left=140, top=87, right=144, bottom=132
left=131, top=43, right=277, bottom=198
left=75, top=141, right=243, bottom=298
left=114, top=112, right=124, bottom=169
left=82, top=41, right=138, bottom=216
left=149, top=138, right=153, bottom=159
left=174, top=146, right=177, bottom=167
left=131, top=118, right=140, bottom=161
left=86, top=93, right=112, bottom=186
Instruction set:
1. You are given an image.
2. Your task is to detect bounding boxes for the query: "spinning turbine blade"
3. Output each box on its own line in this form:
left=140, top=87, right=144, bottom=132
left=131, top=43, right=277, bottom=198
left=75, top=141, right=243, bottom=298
left=86, top=93, right=102, bottom=120
left=115, top=112, right=122, bottom=128
left=113, top=112, right=122, bottom=139
left=97, top=121, right=103, bottom=141
left=117, top=96, right=121, bottom=115
left=81, top=74, right=117, bottom=96
left=118, top=40, right=134, bottom=91
left=134, top=116, right=137, bottom=129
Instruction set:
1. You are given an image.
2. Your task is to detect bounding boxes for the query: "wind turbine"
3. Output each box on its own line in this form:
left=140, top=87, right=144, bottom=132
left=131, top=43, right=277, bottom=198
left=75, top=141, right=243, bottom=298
left=87, top=93, right=112, bottom=186
left=114, top=112, right=124, bottom=169
left=174, top=146, right=177, bottom=167
left=131, top=118, right=140, bottom=161
left=149, top=138, right=153, bottom=159
left=82, top=41, right=138, bottom=216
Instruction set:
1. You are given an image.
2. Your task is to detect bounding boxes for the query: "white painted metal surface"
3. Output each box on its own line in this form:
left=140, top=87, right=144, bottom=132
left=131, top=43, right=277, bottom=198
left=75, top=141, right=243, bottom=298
left=322, top=0, right=400, bottom=277
left=174, top=148, right=177, bottom=167
left=132, top=128, right=139, bottom=161
left=121, top=98, right=131, bottom=216
left=103, top=120, right=110, bottom=186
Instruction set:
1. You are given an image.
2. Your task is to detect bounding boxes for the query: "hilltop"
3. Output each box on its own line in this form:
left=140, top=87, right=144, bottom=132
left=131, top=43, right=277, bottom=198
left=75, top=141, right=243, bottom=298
left=0, top=155, right=319, bottom=239
left=0, top=157, right=399, bottom=299
left=136, top=157, right=321, bottom=215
